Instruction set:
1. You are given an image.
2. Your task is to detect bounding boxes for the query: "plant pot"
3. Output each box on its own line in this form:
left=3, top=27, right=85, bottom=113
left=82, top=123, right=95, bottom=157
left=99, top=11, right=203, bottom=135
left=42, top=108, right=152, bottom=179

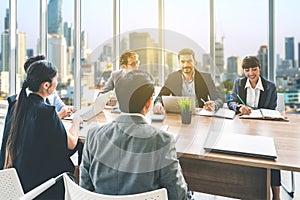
left=181, top=111, right=192, bottom=124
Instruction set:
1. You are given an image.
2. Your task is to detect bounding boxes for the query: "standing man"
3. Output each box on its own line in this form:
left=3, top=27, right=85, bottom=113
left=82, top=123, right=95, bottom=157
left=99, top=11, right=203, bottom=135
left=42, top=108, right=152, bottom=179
left=153, top=48, right=223, bottom=114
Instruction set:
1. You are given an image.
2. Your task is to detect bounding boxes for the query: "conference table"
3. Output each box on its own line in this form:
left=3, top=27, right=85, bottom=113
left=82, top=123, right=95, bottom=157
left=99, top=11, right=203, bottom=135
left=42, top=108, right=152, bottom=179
left=72, top=109, right=300, bottom=200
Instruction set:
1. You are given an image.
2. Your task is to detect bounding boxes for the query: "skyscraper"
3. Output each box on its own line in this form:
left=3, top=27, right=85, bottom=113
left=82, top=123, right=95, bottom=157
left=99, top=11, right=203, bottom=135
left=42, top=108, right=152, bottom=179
left=129, top=32, right=158, bottom=77
left=257, top=45, right=268, bottom=78
left=63, top=22, right=74, bottom=47
left=4, top=8, right=9, bottom=30
left=48, top=34, right=67, bottom=83
left=285, top=37, right=295, bottom=68
left=215, top=41, right=224, bottom=74
left=298, top=42, right=300, bottom=68
left=1, top=30, right=9, bottom=71
left=48, top=0, right=63, bottom=34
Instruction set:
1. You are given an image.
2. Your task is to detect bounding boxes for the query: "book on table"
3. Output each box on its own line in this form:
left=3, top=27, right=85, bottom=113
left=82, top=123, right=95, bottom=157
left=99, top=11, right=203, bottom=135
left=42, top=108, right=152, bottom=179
left=195, top=107, right=236, bottom=119
left=239, top=108, right=288, bottom=121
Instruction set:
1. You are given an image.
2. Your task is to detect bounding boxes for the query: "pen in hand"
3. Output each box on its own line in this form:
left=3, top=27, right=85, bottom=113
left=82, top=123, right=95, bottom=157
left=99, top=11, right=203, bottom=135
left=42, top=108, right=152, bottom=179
left=200, top=98, right=214, bottom=111
left=236, top=94, right=252, bottom=114
left=236, top=94, right=247, bottom=107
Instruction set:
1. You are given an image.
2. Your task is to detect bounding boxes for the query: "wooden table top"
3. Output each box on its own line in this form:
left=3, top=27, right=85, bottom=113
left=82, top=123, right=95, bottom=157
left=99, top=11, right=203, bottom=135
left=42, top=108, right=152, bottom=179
left=80, top=109, right=300, bottom=172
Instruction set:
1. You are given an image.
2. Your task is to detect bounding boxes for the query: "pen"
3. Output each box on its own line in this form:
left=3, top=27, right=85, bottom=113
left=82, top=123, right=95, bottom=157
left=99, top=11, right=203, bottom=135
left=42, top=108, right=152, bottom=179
left=201, top=98, right=214, bottom=111
left=236, top=94, right=249, bottom=108
left=207, top=95, right=211, bottom=101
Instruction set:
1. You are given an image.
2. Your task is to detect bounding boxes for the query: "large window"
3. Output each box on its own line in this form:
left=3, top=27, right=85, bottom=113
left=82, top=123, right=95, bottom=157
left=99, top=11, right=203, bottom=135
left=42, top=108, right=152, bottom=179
left=1, top=0, right=299, bottom=112
left=81, top=1, right=113, bottom=106
left=120, top=0, right=160, bottom=83
left=275, top=0, right=300, bottom=112
left=165, top=0, right=210, bottom=75
left=17, top=0, right=39, bottom=92
left=47, top=0, right=74, bottom=105
left=215, top=0, right=268, bottom=99
left=0, top=0, right=9, bottom=99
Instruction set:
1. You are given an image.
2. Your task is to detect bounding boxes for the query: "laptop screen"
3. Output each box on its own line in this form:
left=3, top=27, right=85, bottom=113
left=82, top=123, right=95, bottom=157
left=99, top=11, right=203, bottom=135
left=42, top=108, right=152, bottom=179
left=162, top=96, right=190, bottom=113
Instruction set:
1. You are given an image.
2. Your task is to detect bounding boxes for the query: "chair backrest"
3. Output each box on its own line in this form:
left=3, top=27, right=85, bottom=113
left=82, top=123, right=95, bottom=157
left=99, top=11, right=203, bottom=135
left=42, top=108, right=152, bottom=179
left=0, top=168, right=24, bottom=200
left=276, top=93, right=285, bottom=112
left=63, top=173, right=168, bottom=200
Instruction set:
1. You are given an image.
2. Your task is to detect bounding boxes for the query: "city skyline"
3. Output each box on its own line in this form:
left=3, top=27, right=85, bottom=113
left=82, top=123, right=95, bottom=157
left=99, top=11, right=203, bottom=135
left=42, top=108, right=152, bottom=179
left=0, top=0, right=300, bottom=63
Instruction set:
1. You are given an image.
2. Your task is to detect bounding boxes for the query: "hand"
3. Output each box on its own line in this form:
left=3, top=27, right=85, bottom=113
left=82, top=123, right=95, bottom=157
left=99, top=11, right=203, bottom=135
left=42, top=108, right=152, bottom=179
left=152, top=102, right=165, bottom=115
left=71, top=115, right=83, bottom=130
left=238, top=104, right=252, bottom=115
left=58, top=106, right=74, bottom=119
left=106, top=99, right=117, bottom=106
left=203, top=101, right=216, bottom=112
left=67, top=116, right=83, bottom=150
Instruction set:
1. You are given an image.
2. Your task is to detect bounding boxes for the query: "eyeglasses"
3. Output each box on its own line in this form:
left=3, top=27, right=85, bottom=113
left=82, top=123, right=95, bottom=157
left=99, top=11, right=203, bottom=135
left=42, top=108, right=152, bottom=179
left=127, top=60, right=140, bottom=67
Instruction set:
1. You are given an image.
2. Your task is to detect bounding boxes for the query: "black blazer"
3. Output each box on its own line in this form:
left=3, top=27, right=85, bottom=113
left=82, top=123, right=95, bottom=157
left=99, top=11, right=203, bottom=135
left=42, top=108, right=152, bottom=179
left=154, top=69, right=224, bottom=109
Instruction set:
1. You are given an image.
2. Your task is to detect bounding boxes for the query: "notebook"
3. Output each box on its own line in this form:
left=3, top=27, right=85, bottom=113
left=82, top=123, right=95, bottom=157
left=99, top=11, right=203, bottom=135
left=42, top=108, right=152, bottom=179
left=162, top=96, right=190, bottom=113
left=66, top=92, right=110, bottom=121
left=204, top=133, right=277, bottom=160
left=239, top=108, right=288, bottom=121
left=195, top=107, right=236, bottom=119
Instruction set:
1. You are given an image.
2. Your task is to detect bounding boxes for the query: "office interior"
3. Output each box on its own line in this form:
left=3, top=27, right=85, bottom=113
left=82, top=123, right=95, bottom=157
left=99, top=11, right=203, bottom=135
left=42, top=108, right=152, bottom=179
left=0, top=0, right=299, bottom=199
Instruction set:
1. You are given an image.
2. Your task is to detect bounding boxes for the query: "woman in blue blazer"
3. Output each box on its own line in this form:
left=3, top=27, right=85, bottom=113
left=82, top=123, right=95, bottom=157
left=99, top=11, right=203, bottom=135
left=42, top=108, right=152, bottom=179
left=228, top=56, right=281, bottom=200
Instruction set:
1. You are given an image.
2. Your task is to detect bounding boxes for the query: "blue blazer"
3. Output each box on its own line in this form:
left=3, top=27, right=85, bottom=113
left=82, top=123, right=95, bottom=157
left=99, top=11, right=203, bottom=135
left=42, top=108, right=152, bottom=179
left=227, top=76, right=277, bottom=113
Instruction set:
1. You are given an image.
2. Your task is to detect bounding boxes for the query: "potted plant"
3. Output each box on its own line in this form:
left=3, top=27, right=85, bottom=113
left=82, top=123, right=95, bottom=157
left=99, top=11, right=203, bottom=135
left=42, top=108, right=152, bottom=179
left=178, top=98, right=194, bottom=124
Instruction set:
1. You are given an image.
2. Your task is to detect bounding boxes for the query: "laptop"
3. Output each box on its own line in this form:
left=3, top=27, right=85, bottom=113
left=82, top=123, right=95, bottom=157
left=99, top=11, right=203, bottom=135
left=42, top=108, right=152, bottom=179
left=66, top=92, right=110, bottom=121
left=162, top=96, right=190, bottom=113
left=204, top=133, right=277, bottom=160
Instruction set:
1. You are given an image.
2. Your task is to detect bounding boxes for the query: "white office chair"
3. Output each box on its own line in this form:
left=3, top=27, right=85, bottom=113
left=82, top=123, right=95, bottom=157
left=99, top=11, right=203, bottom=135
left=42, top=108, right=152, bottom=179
left=0, top=168, right=62, bottom=200
left=63, top=173, right=168, bottom=200
left=0, top=168, right=168, bottom=200
left=276, top=93, right=295, bottom=198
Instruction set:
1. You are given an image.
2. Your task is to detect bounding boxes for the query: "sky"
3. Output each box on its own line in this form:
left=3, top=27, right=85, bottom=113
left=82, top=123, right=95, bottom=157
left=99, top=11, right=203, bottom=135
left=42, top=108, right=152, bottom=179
left=1, top=0, right=300, bottom=63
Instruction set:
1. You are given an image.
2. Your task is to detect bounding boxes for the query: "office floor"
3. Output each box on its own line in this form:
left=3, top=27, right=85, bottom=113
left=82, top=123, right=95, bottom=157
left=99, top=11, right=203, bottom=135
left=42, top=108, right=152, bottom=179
left=0, top=117, right=299, bottom=200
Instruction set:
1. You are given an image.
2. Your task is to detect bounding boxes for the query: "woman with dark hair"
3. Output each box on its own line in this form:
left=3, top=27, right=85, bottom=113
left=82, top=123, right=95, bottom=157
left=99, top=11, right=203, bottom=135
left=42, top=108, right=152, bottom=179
left=228, top=56, right=281, bottom=200
left=2, top=60, right=81, bottom=199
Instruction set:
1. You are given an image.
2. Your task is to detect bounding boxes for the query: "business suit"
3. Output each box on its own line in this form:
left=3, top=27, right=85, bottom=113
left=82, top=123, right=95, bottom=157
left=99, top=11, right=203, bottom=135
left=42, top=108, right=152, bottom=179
left=227, top=76, right=277, bottom=113
left=99, top=69, right=125, bottom=95
left=227, top=76, right=280, bottom=187
left=154, top=69, right=224, bottom=109
left=80, top=114, right=188, bottom=199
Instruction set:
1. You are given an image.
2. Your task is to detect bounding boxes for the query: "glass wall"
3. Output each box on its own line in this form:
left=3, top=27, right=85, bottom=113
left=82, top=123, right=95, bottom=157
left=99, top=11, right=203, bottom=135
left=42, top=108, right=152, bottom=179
left=215, top=0, right=268, bottom=100
left=276, top=0, right=300, bottom=112
left=1, top=0, right=300, bottom=112
left=0, top=0, right=9, bottom=99
left=47, top=0, right=74, bottom=106
left=120, top=0, right=159, bottom=83
left=165, top=0, right=210, bottom=76
left=17, top=0, right=39, bottom=93
left=81, top=1, right=113, bottom=106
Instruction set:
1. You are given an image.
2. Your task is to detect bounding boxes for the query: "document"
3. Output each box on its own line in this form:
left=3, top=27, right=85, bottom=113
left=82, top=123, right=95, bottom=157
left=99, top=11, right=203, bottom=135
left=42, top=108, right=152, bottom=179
left=204, top=133, right=278, bottom=160
left=195, top=107, right=236, bottom=119
left=239, top=108, right=288, bottom=121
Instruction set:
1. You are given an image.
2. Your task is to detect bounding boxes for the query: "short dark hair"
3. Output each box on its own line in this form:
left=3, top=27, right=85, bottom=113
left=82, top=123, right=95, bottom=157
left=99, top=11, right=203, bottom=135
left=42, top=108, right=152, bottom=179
left=242, top=56, right=260, bottom=69
left=23, top=55, right=46, bottom=72
left=119, top=50, right=138, bottom=65
left=116, top=70, right=154, bottom=113
left=178, top=48, right=196, bottom=61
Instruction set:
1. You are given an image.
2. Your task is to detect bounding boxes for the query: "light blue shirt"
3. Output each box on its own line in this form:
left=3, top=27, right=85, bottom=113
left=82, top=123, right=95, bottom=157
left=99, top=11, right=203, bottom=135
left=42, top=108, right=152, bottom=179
left=47, top=91, right=66, bottom=112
